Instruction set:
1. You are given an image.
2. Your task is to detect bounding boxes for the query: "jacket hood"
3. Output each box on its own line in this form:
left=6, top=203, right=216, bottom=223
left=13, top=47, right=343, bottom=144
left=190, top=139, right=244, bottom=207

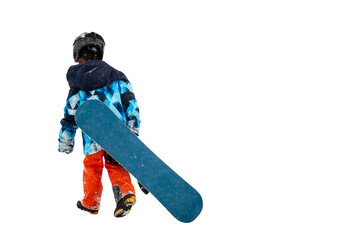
left=66, top=60, right=124, bottom=91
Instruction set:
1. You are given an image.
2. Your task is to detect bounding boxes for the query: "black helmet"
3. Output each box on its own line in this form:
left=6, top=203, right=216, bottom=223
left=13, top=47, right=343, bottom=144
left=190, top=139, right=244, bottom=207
left=73, top=32, right=105, bottom=62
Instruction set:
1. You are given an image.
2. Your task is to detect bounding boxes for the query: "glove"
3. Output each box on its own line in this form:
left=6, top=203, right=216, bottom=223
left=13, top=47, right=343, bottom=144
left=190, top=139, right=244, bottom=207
left=131, top=129, right=139, bottom=136
left=58, top=141, right=74, bottom=154
left=127, top=119, right=139, bottom=136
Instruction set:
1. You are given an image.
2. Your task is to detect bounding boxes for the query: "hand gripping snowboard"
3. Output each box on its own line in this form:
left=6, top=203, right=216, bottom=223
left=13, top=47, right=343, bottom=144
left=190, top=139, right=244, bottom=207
left=75, top=100, right=203, bottom=223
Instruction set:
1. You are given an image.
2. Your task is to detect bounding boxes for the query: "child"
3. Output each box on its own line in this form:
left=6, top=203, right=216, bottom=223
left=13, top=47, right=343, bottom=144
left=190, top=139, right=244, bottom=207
left=58, top=32, right=143, bottom=217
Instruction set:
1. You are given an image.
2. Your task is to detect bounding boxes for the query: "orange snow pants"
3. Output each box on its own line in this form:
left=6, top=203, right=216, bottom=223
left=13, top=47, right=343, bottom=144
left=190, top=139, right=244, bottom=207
left=81, top=150, right=135, bottom=210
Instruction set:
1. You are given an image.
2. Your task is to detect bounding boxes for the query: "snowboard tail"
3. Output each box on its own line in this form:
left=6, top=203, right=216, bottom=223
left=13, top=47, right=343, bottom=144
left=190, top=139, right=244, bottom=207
left=75, top=100, right=203, bottom=223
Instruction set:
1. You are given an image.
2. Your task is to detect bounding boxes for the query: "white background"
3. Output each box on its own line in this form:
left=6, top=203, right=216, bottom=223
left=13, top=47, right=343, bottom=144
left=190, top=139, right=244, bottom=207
left=0, top=0, right=360, bottom=239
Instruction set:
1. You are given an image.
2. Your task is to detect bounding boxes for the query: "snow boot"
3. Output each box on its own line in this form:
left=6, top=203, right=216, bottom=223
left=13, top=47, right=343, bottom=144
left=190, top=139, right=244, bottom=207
left=114, top=194, right=136, bottom=217
left=77, top=201, right=99, bottom=215
left=138, top=181, right=149, bottom=195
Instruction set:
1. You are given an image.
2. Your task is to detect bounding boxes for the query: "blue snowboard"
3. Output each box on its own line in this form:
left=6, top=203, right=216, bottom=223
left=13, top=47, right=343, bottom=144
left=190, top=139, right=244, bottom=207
left=75, top=100, right=203, bottom=223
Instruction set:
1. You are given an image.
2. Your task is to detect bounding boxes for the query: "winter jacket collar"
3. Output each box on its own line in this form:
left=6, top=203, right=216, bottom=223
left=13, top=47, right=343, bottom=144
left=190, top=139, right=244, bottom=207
left=66, top=60, right=123, bottom=91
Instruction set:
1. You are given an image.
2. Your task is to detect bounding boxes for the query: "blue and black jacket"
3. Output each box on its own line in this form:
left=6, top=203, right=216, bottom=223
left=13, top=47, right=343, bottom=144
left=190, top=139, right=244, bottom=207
left=58, top=60, right=140, bottom=155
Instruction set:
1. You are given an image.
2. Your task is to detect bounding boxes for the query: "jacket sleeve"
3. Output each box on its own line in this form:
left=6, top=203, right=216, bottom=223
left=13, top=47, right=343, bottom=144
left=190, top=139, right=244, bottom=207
left=58, top=91, right=80, bottom=153
left=119, top=80, right=141, bottom=135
